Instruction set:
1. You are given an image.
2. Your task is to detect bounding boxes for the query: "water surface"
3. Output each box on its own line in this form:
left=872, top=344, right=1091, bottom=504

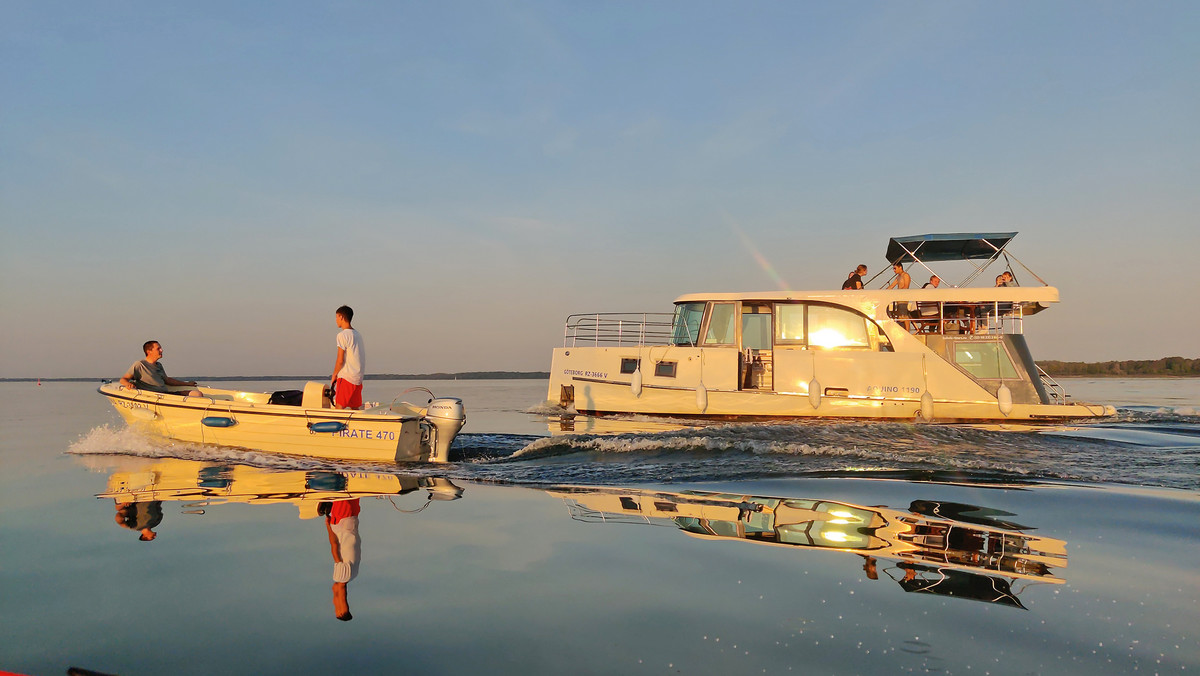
left=1, top=378, right=1197, bottom=675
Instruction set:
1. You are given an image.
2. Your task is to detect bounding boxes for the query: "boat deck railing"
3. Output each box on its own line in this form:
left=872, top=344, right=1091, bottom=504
left=563, top=313, right=678, bottom=347
left=1035, top=365, right=1072, bottom=405
left=897, top=301, right=1025, bottom=336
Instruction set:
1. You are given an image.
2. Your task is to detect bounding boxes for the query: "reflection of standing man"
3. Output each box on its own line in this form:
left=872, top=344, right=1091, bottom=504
left=321, top=499, right=361, bottom=621
left=114, top=500, right=163, bottom=541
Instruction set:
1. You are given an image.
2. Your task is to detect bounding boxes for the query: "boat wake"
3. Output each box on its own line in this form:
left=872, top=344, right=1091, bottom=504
left=69, top=408, right=1200, bottom=490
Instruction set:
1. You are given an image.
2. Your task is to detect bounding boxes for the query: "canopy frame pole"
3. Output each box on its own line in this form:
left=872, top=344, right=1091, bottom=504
left=960, top=239, right=1009, bottom=286
left=897, top=241, right=940, bottom=287
left=1002, top=250, right=1049, bottom=287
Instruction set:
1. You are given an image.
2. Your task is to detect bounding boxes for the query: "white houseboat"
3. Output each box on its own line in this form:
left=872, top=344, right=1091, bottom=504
left=547, top=233, right=1114, bottom=423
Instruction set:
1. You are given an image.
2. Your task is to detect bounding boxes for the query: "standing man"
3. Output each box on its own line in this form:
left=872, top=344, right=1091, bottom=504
left=331, top=305, right=365, bottom=410
left=887, top=262, right=914, bottom=330
left=886, top=262, right=911, bottom=289
left=119, top=341, right=200, bottom=396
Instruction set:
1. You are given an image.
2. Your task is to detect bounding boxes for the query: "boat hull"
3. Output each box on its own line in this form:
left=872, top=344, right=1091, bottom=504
left=100, top=383, right=431, bottom=462
left=549, top=347, right=1115, bottom=423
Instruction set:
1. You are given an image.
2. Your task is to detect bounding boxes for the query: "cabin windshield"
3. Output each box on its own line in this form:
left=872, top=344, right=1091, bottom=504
left=671, top=302, right=705, bottom=346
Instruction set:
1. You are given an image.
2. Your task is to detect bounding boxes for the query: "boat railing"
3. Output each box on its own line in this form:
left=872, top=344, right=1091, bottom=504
left=562, top=498, right=675, bottom=527
left=563, top=313, right=677, bottom=347
left=901, top=301, right=1025, bottom=336
left=1035, top=365, right=1072, bottom=405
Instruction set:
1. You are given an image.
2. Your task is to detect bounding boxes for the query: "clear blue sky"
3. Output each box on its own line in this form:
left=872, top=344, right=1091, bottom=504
left=2, top=1, right=1197, bottom=377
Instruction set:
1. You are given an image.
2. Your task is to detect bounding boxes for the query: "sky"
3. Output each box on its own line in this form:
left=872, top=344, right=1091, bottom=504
left=2, top=1, right=1198, bottom=378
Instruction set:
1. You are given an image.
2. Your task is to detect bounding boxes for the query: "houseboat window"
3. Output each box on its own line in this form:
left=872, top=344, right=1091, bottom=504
left=671, top=302, right=704, bottom=346
left=807, top=305, right=870, bottom=349
left=954, top=342, right=1019, bottom=379
left=620, top=358, right=640, bottom=374
left=654, top=361, right=677, bottom=378
left=774, top=304, right=806, bottom=343
left=742, top=305, right=772, bottom=350
left=704, top=302, right=737, bottom=345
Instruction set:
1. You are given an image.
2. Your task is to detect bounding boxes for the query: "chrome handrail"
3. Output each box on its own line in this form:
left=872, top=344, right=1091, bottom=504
left=1035, top=365, right=1071, bottom=405
left=563, top=312, right=677, bottom=347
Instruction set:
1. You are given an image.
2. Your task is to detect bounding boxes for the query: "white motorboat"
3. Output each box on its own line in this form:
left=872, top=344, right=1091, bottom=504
left=99, top=381, right=466, bottom=462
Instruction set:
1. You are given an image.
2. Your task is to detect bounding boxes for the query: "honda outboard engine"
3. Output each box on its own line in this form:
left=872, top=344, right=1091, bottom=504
left=424, top=397, right=466, bottom=463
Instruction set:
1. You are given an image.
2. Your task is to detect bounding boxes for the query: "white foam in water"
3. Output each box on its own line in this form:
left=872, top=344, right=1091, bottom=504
left=69, top=424, right=216, bottom=459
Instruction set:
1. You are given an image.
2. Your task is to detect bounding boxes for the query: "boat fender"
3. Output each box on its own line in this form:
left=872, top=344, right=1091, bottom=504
left=695, top=382, right=708, bottom=413
left=309, top=421, right=348, bottom=433
left=130, top=407, right=158, bottom=421
left=920, top=391, right=934, bottom=421
left=997, top=384, right=1014, bottom=416
left=201, top=416, right=237, bottom=428
left=630, top=368, right=643, bottom=398
left=808, top=378, right=822, bottom=409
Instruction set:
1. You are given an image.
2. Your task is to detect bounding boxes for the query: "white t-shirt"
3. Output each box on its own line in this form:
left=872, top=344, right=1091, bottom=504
left=336, top=328, right=365, bottom=385
left=330, top=516, right=361, bottom=583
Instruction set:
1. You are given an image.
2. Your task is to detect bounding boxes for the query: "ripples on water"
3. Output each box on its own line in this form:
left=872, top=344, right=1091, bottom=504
left=70, top=405, right=1200, bottom=491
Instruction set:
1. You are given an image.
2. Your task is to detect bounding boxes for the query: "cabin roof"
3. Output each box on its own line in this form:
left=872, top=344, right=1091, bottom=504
left=673, top=287, right=1059, bottom=305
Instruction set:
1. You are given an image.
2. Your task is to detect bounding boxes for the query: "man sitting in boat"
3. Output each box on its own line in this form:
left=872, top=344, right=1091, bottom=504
left=119, top=340, right=200, bottom=396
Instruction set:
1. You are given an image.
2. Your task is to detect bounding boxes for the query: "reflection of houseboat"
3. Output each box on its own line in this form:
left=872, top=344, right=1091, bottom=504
left=548, top=233, right=1115, bottom=422
left=550, top=486, right=1066, bottom=608
left=97, top=457, right=463, bottom=518
left=99, top=382, right=466, bottom=462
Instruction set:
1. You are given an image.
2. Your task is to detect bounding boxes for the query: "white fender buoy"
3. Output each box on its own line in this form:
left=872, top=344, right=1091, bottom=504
left=630, top=368, right=643, bottom=398
left=696, top=382, right=708, bottom=413
left=920, top=391, right=934, bottom=421
left=997, top=383, right=1014, bottom=416
left=808, top=378, right=822, bottom=409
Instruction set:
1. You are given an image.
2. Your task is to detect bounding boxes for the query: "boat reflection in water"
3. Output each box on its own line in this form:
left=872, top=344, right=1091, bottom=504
left=549, top=486, right=1067, bottom=609
left=95, top=458, right=464, bottom=620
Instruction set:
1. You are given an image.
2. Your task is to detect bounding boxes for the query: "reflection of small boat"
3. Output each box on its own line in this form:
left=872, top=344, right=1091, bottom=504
left=548, top=233, right=1116, bottom=422
left=96, top=457, right=464, bottom=518
left=99, top=382, right=467, bottom=462
left=550, top=485, right=1066, bottom=607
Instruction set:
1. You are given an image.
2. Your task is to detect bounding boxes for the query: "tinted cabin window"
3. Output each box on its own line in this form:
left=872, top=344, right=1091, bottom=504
left=775, top=304, right=806, bottom=344
left=620, top=358, right=640, bottom=374
left=654, top=361, right=677, bottom=378
left=704, top=302, right=737, bottom=345
left=672, top=303, right=704, bottom=346
left=742, top=305, right=772, bottom=349
left=954, top=342, right=1019, bottom=379
left=807, top=305, right=870, bottom=349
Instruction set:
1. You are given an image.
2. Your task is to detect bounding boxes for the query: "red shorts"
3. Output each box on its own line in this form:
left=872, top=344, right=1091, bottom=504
left=334, top=379, right=363, bottom=409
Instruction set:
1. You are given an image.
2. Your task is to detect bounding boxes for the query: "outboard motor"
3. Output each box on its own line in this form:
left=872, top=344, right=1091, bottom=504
left=424, top=397, right=466, bottom=463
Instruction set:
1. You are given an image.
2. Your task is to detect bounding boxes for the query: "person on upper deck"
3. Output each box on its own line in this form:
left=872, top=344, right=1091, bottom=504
left=841, top=264, right=867, bottom=290
left=331, top=305, right=366, bottom=410
left=922, top=275, right=941, bottom=289
left=886, top=263, right=911, bottom=290
left=119, top=341, right=200, bottom=396
left=887, top=262, right=914, bottom=330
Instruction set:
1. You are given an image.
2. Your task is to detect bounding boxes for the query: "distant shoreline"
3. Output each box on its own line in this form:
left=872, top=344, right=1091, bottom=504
left=1038, top=357, right=1199, bottom=377
left=1, top=371, right=552, bottom=383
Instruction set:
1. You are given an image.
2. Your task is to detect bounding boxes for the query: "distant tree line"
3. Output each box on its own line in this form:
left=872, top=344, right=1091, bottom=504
left=1037, top=357, right=1200, bottom=376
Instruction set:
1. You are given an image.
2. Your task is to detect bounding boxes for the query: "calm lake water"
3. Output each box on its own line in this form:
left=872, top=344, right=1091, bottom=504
left=1, top=377, right=1197, bottom=675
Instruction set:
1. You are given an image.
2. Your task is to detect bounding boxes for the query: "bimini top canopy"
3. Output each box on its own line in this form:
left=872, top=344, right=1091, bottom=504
left=886, top=232, right=1017, bottom=264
